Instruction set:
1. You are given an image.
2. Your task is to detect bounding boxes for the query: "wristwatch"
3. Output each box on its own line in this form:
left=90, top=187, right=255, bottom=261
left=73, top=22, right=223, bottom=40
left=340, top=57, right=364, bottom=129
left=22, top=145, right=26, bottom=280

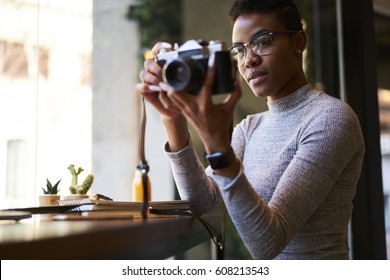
left=205, top=148, right=235, bottom=170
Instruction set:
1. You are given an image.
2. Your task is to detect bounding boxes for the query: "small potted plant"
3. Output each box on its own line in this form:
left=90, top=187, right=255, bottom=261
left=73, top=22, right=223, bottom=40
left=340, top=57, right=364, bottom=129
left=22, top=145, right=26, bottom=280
left=39, top=179, right=61, bottom=206
left=63, top=164, right=95, bottom=200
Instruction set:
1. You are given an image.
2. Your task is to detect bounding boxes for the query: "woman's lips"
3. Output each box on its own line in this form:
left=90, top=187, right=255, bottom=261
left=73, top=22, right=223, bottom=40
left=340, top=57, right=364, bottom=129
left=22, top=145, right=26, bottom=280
left=248, top=71, right=267, bottom=86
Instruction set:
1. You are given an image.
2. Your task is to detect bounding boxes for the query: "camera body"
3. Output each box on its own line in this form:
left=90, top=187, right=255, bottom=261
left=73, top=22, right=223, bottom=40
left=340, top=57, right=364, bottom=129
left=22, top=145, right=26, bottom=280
left=156, top=40, right=235, bottom=95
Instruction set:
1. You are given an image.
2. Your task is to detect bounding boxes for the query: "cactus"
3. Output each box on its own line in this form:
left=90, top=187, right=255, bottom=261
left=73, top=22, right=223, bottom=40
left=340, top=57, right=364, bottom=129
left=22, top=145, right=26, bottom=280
left=68, top=164, right=84, bottom=186
left=77, top=173, right=94, bottom=194
left=42, top=178, right=61, bottom=194
left=68, top=164, right=94, bottom=194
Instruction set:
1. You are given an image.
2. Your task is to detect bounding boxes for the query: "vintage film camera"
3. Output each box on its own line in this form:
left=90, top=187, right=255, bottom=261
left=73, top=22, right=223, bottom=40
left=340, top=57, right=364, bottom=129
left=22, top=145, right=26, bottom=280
left=156, top=40, right=235, bottom=95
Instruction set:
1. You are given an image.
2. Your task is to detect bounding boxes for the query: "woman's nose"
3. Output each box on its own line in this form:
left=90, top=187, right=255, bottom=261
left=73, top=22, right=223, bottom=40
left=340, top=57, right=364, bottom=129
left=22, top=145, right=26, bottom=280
left=243, top=47, right=261, bottom=68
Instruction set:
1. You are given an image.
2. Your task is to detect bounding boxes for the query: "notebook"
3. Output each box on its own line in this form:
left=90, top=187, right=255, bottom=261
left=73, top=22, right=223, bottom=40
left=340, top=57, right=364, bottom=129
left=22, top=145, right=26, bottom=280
left=54, top=199, right=193, bottom=213
left=3, top=200, right=193, bottom=216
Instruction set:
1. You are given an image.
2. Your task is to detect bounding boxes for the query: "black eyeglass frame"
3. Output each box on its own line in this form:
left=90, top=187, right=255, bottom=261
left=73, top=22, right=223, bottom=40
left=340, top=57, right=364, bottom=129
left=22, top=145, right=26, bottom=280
left=229, top=30, right=300, bottom=66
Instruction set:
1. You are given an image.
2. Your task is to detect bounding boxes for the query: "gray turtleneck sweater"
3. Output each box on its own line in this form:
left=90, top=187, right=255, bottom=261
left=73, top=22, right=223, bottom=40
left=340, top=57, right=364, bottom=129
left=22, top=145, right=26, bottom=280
left=165, top=84, right=365, bottom=259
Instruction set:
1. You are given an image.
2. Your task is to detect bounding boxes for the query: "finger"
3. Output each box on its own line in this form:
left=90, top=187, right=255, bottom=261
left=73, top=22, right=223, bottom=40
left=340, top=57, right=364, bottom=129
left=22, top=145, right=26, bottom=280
left=159, top=80, right=193, bottom=116
left=148, top=85, right=161, bottom=92
left=198, top=53, right=216, bottom=105
left=143, top=59, right=163, bottom=79
left=135, top=83, right=147, bottom=95
left=135, top=83, right=158, bottom=97
left=152, top=42, right=173, bottom=57
left=136, top=83, right=177, bottom=116
left=159, top=82, right=188, bottom=107
left=224, top=80, right=242, bottom=112
left=140, top=68, right=162, bottom=86
left=158, top=82, right=172, bottom=93
left=159, top=82, right=185, bottom=106
left=161, top=82, right=198, bottom=115
left=135, top=83, right=159, bottom=106
left=159, top=91, right=181, bottom=113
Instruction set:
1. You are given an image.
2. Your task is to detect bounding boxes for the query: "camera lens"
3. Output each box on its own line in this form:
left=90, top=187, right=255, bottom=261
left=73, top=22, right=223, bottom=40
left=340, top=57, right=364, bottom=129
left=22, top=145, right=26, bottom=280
left=163, top=58, right=206, bottom=93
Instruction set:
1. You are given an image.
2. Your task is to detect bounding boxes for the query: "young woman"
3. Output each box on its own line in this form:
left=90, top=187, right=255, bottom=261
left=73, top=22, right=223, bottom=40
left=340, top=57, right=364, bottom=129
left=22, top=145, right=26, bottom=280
left=136, top=0, right=365, bottom=259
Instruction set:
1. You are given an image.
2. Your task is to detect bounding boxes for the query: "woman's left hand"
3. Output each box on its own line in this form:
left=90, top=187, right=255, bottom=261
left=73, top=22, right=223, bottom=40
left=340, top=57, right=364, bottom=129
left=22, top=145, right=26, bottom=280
left=159, top=54, right=242, bottom=154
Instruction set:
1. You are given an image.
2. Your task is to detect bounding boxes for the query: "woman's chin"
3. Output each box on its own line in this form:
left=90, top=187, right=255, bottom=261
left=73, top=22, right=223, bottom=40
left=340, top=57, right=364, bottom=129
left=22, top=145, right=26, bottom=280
left=251, top=88, right=269, bottom=99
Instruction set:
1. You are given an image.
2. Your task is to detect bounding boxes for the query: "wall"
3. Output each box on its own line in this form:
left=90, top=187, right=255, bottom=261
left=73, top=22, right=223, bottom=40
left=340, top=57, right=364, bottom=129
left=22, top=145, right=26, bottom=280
left=92, top=0, right=174, bottom=200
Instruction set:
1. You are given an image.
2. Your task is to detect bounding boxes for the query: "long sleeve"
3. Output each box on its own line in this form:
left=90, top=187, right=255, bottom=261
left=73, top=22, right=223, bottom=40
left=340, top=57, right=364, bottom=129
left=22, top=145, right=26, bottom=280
left=164, top=139, right=221, bottom=215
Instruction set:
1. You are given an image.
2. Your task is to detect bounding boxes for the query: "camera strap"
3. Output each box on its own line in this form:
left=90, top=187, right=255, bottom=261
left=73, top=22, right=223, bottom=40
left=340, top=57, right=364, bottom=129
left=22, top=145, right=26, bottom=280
left=139, top=97, right=150, bottom=218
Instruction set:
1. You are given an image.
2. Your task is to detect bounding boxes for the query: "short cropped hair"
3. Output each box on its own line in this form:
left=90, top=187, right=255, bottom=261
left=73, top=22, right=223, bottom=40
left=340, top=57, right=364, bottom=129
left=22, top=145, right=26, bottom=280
left=229, top=0, right=303, bottom=31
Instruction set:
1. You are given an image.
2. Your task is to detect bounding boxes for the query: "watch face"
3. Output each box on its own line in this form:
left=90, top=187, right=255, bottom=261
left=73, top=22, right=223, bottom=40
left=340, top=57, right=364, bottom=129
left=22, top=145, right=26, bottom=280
left=206, top=152, right=229, bottom=169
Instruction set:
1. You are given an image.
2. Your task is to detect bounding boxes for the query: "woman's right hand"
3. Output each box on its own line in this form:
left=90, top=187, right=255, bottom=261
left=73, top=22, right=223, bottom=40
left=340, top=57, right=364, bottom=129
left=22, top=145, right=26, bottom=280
left=135, top=42, right=182, bottom=120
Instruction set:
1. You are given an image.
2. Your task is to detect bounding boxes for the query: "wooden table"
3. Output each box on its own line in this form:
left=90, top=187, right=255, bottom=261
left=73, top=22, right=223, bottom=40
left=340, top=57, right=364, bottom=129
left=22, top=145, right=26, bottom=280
left=0, top=214, right=217, bottom=259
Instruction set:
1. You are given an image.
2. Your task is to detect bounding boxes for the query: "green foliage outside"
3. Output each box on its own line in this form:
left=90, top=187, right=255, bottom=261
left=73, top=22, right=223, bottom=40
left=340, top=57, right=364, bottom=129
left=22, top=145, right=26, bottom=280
left=126, top=0, right=182, bottom=63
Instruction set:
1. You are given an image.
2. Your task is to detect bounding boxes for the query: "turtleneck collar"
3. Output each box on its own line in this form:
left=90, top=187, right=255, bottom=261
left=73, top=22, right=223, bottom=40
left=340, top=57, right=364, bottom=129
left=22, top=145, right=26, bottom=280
left=267, top=84, right=321, bottom=114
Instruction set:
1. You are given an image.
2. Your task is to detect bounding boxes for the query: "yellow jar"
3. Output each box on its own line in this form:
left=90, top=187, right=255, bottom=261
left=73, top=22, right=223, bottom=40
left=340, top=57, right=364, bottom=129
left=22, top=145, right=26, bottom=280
left=132, top=168, right=151, bottom=202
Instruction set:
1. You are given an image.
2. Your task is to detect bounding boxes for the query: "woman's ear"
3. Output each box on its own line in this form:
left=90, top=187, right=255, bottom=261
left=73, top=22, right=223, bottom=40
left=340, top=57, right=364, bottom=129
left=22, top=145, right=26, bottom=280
left=293, top=30, right=307, bottom=54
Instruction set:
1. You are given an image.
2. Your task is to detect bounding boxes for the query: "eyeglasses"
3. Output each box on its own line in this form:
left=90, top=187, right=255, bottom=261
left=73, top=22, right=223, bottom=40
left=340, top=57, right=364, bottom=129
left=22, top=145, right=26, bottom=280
left=229, top=31, right=298, bottom=66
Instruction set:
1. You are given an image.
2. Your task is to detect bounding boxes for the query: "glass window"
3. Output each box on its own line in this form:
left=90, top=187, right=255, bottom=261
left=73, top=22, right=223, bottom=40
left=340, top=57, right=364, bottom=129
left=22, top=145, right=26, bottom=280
left=0, top=0, right=173, bottom=208
left=0, top=1, right=93, bottom=207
